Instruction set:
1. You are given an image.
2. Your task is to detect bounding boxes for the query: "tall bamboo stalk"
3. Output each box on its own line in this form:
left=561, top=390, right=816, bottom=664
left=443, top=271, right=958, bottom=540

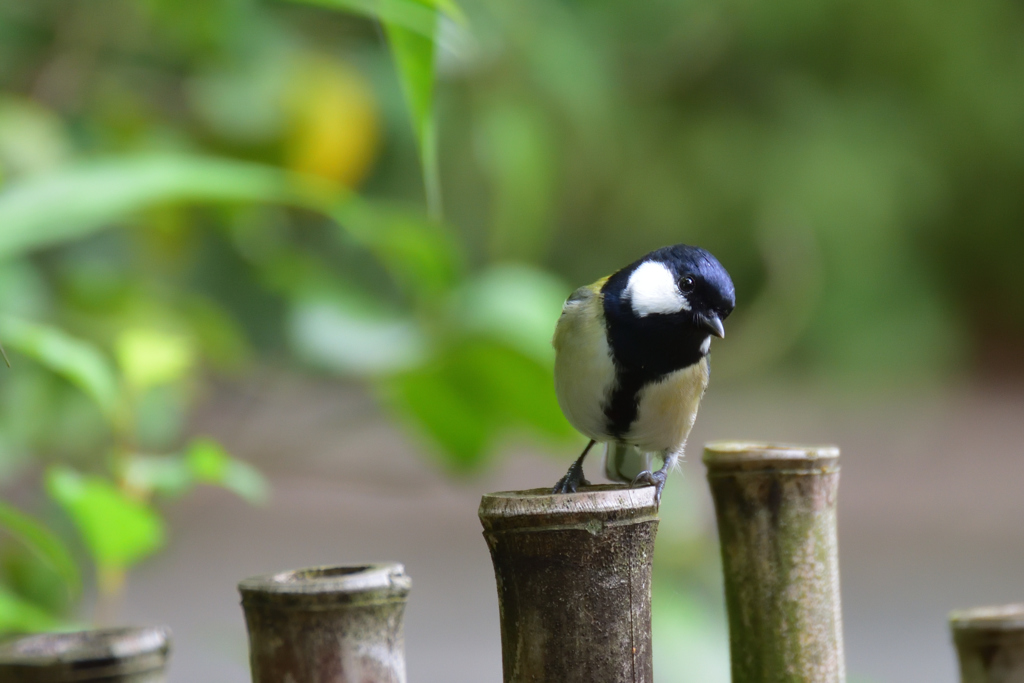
left=479, top=485, right=659, bottom=683
left=239, top=563, right=411, bottom=683
left=951, top=604, right=1024, bottom=683
left=0, top=626, right=171, bottom=682
left=703, top=441, right=845, bottom=683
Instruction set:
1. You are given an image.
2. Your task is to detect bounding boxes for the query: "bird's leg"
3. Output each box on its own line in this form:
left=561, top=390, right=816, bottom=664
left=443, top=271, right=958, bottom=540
left=631, top=451, right=679, bottom=506
left=552, top=440, right=596, bottom=494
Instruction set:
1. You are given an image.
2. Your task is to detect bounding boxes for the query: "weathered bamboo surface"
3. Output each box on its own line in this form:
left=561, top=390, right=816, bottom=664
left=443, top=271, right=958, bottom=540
left=479, top=485, right=659, bottom=683
left=239, top=563, right=410, bottom=683
left=0, top=626, right=171, bottom=682
left=704, top=441, right=845, bottom=683
left=951, top=604, right=1024, bottom=683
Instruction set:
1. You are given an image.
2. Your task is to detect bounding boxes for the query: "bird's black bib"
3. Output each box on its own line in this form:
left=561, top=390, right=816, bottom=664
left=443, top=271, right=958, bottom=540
left=600, top=272, right=707, bottom=438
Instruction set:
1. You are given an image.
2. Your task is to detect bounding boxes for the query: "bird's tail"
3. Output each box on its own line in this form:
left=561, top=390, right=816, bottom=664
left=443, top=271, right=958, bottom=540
left=604, top=442, right=650, bottom=483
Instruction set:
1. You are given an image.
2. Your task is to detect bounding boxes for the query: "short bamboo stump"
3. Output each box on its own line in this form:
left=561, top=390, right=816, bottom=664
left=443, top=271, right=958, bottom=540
left=480, top=485, right=659, bottom=683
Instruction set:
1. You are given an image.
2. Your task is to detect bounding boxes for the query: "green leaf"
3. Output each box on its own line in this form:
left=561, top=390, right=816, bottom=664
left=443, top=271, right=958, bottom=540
left=414, top=0, right=466, bottom=24
left=331, top=202, right=462, bottom=299
left=2, top=547, right=75, bottom=617
left=0, top=155, right=335, bottom=260
left=452, top=340, right=574, bottom=441
left=0, top=315, right=119, bottom=418
left=186, top=439, right=269, bottom=504
left=121, top=443, right=268, bottom=505
left=45, top=467, right=164, bottom=573
left=115, top=328, right=195, bottom=391
left=454, top=264, right=569, bottom=366
left=0, top=501, right=81, bottom=600
left=285, top=0, right=439, bottom=37
left=121, top=455, right=194, bottom=498
left=0, top=155, right=456, bottom=299
left=381, top=362, right=495, bottom=471
left=284, top=0, right=465, bottom=36
left=0, top=583, right=61, bottom=634
left=382, top=339, right=573, bottom=471
left=285, top=0, right=459, bottom=223
left=289, top=296, right=427, bottom=376
left=384, top=21, right=442, bottom=219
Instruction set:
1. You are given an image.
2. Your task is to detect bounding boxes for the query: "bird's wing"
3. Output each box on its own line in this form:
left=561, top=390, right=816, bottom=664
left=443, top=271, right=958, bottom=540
left=552, top=277, right=608, bottom=350
left=552, top=277, right=615, bottom=442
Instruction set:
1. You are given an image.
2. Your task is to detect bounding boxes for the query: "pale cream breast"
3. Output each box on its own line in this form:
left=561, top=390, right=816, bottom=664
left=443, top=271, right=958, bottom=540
left=625, top=357, right=709, bottom=453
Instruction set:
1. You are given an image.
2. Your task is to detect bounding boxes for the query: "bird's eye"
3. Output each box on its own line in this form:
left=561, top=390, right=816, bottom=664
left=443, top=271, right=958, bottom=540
left=680, top=276, right=696, bottom=293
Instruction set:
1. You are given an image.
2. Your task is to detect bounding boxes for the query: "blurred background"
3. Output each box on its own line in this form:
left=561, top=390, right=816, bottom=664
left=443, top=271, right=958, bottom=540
left=0, top=0, right=1023, bottom=681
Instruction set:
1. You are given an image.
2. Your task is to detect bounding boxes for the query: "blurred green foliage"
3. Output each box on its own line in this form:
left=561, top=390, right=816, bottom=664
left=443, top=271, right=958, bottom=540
left=439, top=0, right=1024, bottom=382
left=0, top=0, right=576, bottom=634
left=0, top=0, right=1021, bottom=673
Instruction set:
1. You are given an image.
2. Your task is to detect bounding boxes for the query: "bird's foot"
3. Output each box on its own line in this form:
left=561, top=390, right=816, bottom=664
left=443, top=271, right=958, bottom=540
left=631, top=468, right=668, bottom=506
left=552, top=461, right=591, bottom=494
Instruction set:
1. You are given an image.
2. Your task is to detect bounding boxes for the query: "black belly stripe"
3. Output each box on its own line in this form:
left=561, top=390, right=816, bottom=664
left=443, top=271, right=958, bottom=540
left=603, top=369, right=654, bottom=438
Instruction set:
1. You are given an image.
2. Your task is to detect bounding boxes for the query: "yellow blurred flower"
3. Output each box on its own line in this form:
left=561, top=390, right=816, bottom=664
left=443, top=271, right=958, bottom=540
left=285, top=55, right=381, bottom=189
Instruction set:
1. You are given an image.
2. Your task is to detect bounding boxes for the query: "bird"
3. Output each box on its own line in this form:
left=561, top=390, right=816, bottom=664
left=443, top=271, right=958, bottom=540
left=551, top=244, right=735, bottom=504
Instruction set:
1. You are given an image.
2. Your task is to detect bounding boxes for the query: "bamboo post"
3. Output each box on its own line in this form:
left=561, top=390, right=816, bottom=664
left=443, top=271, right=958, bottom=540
left=479, top=485, right=659, bottom=683
left=950, top=604, right=1024, bottom=683
left=238, top=563, right=411, bottom=683
left=703, top=441, right=845, bottom=683
left=0, top=626, right=171, bottom=682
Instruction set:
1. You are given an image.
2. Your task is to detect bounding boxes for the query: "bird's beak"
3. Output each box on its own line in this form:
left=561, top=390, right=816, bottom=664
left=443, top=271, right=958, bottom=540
left=702, top=313, right=725, bottom=339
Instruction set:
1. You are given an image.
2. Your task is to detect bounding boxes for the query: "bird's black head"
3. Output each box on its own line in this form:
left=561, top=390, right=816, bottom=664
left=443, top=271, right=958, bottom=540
left=602, top=244, right=735, bottom=373
left=608, top=244, right=734, bottom=335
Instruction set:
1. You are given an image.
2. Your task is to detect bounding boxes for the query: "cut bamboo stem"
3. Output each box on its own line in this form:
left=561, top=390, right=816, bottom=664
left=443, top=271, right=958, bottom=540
left=950, top=604, right=1024, bottom=683
left=0, top=626, right=171, bottom=682
left=479, top=485, right=659, bottom=683
left=238, top=563, right=411, bottom=683
left=703, top=441, right=845, bottom=683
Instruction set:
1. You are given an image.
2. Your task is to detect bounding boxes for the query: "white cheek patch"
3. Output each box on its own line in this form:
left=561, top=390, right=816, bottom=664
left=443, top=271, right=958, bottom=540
left=700, top=336, right=711, bottom=355
left=625, top=261, right=690, bottom=317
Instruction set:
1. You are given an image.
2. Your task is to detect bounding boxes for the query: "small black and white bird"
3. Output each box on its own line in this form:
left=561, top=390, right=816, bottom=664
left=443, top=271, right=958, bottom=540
left=551, top=244, right=735, bottom=503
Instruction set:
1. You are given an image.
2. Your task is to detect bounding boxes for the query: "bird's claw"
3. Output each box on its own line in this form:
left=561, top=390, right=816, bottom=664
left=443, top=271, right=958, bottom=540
left=631, top=468, right=668, bottom=506
left=552, top=464, right=591, bottom=494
